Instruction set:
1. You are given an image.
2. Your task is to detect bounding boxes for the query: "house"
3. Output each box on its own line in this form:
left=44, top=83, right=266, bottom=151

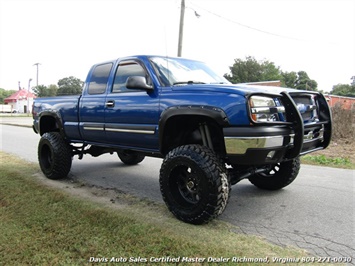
left=244, top=80, right=282, bottom=87
left=4, top=89, right=36, bottom=113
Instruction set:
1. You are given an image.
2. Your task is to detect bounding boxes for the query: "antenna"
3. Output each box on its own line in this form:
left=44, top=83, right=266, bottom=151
left=164, top=22, right=168, bottom=57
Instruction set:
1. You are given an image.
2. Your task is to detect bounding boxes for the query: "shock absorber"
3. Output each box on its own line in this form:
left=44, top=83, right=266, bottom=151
left=199, top=123, right=213, bottom=150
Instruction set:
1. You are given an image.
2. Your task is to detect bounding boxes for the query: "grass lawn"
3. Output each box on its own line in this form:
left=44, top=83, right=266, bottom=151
left=0, top=152, right=329, bottom=265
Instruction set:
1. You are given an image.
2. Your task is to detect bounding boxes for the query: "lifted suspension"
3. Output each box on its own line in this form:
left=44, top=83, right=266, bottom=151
left=72, top=144, right=115, bottom=160
left=228, top=166, right=270, bottom=185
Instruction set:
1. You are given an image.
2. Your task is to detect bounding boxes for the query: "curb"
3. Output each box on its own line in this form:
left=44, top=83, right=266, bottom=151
left=0, top=123, right=32, bottom=128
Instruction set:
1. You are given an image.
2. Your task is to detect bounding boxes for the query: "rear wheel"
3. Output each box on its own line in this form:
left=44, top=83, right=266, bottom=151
left=117, top=151, right=145, bottom=165
left=248, top=157, right=300, bottom=190
left=38, top=132, right=72, bottom=180
left=159, top=145, right=230, bottom=224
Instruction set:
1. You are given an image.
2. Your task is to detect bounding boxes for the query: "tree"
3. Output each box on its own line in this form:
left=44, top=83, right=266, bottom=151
left=280, top=70, right=318, bottom=91
left=33, top=84, right=58, bottom=97
left=48, top=84, right=59, bottom=96
left=0, top=88, right=17, bottom=104
left=224, top=56, right=282, bottom=84
left=281, top=71, right=298, bottom=88
left=57, top=76, right=83, bottom=96
left=330, top=84, right=355, bottom=97
left=294, top=71, right=318, bottom=91
left=224, top=56, right=319, bottom=91
left=260, top=59, right=283, bottom=81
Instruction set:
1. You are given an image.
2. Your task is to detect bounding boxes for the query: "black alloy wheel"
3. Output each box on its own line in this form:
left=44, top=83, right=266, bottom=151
left=160, top=145, right=230, bottom=224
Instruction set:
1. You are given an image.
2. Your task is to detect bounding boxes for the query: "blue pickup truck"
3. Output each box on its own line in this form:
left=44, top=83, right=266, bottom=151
left=33, top=55, right=332, bottom=224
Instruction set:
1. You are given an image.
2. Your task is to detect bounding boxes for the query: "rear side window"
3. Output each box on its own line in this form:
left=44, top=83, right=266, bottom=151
left=88, top=63, right=113, bottom=94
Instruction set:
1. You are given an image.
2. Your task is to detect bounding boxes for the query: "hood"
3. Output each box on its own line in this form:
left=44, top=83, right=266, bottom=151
left=171, top=83, right=299, bottom=96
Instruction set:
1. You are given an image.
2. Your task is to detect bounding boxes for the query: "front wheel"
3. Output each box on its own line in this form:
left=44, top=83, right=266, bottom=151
left=248, top=157, right=301, bottom=190
left=38, top=132, right=72, bottom=180
left=159, top=145, right=230, bottom=224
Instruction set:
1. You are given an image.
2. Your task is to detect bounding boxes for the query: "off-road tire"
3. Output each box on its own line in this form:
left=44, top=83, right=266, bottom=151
left=117, top=151, right=145, bottom=165
left=248, top=157, right=301, bottom=190
left=159, top=144, right=230, bottom=224
left=38, top=132, right=72, bottom=180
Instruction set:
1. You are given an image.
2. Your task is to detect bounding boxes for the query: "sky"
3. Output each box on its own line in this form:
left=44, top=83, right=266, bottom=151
left=0, top=0, right=354, bottom=92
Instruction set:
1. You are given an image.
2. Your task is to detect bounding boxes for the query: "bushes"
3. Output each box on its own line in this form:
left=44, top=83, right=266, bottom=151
left=331, top=104, right=355, bottom=140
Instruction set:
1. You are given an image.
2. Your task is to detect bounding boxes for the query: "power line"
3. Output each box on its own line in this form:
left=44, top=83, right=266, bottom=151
left=188, top=1, right=310, bottom=42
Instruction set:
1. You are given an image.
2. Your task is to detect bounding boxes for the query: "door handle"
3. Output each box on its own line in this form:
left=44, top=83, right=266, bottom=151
left=106, top=100, right=115, bottom=108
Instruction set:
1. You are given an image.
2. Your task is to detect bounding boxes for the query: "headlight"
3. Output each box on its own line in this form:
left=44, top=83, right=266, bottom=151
left=250, top=96, right=275, bottom=107
left=249, top=96, right=285, bottom=122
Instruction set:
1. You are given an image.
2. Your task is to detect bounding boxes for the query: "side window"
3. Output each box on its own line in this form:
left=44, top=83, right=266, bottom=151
left=88, top=63, right=113, bottom=95
left=112, top=62, right=147, bottom=93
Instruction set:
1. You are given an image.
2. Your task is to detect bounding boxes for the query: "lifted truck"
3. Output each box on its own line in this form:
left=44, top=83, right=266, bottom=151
left=33, top=55, right=332, bottom=224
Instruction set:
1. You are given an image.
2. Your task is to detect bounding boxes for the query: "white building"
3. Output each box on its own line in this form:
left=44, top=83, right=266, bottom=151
left=4, top=89, right=36, bottom=113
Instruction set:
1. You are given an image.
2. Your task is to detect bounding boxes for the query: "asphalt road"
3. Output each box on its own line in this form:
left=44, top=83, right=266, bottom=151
left=1, top=122, right=354, bottom=261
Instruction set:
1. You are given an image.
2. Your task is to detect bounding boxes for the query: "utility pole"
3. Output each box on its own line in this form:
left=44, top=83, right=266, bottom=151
left=33, top=63, right=40, bottom=88
left=27, top=78, right=32, bottom=114
left=177, top=0, right=185, bottom=57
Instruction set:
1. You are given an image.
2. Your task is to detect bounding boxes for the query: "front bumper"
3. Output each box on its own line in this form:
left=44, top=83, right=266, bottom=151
left=223, top=91, right=332, bottom=165
left=223, top=126, right=294, bottom=165
left=224, top=124, right=326, bottom=165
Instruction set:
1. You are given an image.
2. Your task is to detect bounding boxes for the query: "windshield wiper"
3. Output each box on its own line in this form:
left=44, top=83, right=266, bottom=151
left=173, top=80, right=206, bottom=85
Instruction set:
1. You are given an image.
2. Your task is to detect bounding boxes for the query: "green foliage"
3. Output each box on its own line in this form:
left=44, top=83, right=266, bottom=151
left=302, top=154, right=352, bottom=169
left=0, top=88, right=17, bottom=104
left=33, top=76, right=83, bottom=97
left=224, top=56, right=282, bottom=84
left=280, top=70, right=318, bottom=91
left=57, top=76, right=83, bottom=96
left=330, top=83, right=355, bottom=97
left=294, top=71, right=318, bottom=91
left=281, top=71, right=298, bottom=88
left=260, top=59, right=283, bottom=81
left=224, top=56, right=318, bottom=91
left=33, top=84, right=58, bottom=97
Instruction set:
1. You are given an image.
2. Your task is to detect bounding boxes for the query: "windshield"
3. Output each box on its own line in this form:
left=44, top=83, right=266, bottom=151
left=149, top=56, right=230, bottom=86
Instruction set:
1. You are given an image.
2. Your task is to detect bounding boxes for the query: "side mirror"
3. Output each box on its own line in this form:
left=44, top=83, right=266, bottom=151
left=126, top=76, right=153, bottom=91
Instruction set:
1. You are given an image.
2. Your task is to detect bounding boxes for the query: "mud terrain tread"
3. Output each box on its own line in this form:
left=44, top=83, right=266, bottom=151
left=159, top=144, right=230, bottom=224
left=38, top=132, right=72, bottom=180
left=249, top=157, right=301, bottom=190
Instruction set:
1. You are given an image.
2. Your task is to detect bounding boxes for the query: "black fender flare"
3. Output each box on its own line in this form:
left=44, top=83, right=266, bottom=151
left=158, top=105, right=230, bottom=154
left=38, top=111, right=65, bottom=136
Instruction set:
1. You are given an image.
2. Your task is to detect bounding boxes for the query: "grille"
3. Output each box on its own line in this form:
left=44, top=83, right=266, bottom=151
left=291, top=95, right=317, bottom=122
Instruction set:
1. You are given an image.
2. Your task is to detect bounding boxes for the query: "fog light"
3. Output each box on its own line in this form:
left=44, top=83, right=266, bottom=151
left=267, top=150, right=276, bottom=159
